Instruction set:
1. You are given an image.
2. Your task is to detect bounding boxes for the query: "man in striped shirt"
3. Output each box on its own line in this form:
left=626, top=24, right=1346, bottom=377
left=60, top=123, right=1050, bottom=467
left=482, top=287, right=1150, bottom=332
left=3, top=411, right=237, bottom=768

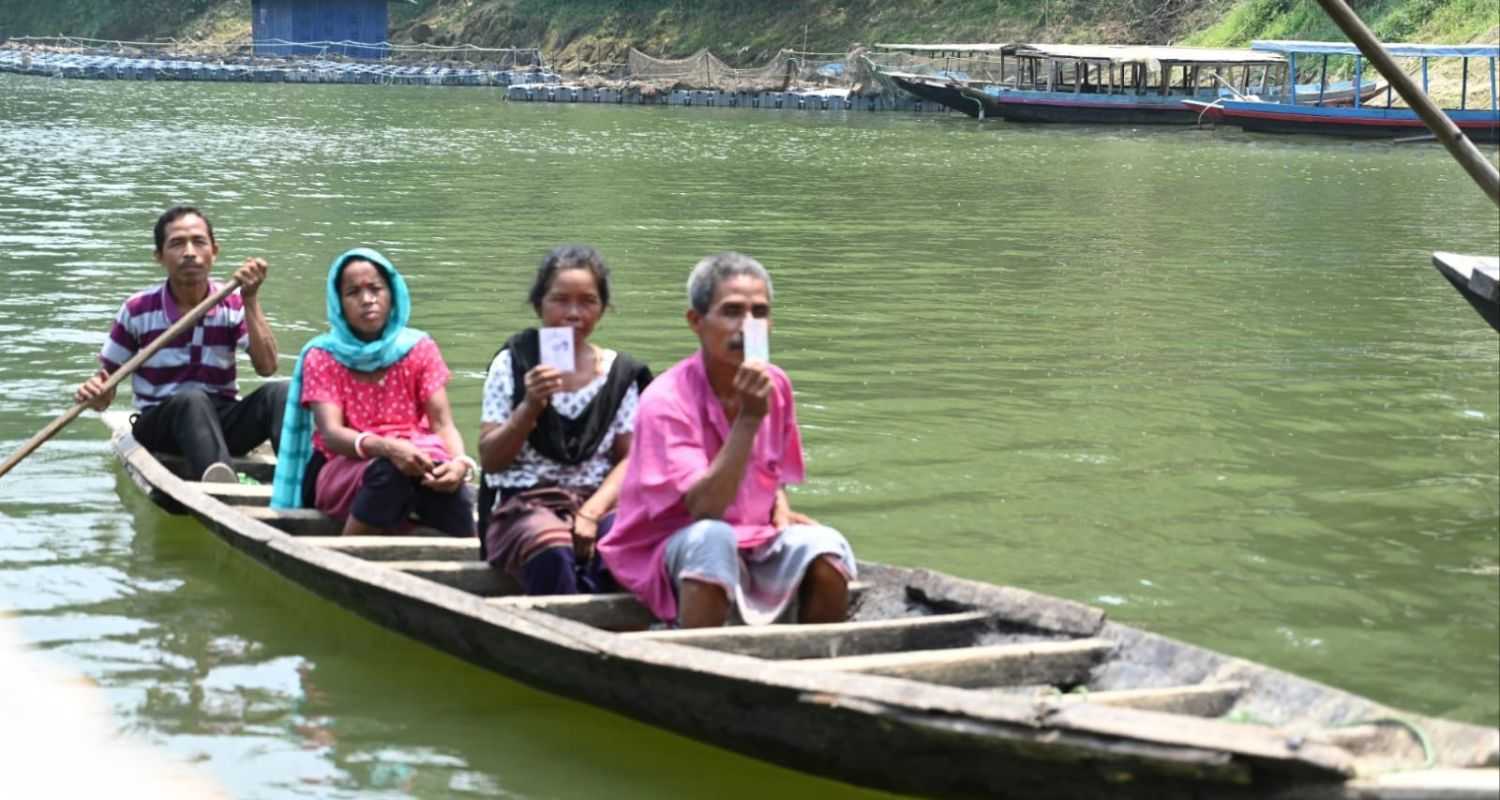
left=74, top=207, right=288, bottom=482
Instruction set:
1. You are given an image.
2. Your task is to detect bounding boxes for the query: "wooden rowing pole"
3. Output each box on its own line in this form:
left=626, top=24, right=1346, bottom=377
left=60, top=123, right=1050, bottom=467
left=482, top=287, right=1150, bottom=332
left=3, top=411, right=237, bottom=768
left=0, top=278, right=242, bottom=481
left=1312, top=0, right=1499, bottom=206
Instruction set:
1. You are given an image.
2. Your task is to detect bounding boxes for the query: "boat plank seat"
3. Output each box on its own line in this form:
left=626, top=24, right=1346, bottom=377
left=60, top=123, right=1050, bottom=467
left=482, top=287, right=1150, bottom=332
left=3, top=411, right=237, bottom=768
left=385, top=560, right=520, bottom=596
left=1055, top=682, right=1246, bottom=717
left=201, top=483, right=273, bottom=506
left=490, top=593, right=657, bottom=630
left=245, top=507, right=337, bottom=535
left=623, top=611, right=998, bottom=659
left=490, top=581, right=873, bottom=632
left=243, top=507, right=455, bottom=539
left=790, top=639, right=1114, bottom=688
left=155, top=452, right=277, bottom=482
left=300, top=536, right=479, bottom=562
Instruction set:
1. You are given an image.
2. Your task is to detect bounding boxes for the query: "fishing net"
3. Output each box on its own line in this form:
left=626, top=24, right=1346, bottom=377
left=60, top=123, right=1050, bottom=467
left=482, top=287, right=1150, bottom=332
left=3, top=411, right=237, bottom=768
left=627, top=47, right=792, bottom=91
left=860, top=49, right=1013, bottom=84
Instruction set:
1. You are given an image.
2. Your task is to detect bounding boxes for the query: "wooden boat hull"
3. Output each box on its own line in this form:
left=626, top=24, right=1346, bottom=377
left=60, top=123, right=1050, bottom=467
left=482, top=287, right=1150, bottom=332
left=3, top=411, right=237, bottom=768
left=887, top=74, right=1208, bottom=124
left=886, top=73, right=1380, bottom=126
left=99, top=414, right=1500, bottom=799
left=986, top=91, right=1204, bottom=124
left=888, top=73, right=990, bottom=118
left=1205, top=99, right=1500, bottom=142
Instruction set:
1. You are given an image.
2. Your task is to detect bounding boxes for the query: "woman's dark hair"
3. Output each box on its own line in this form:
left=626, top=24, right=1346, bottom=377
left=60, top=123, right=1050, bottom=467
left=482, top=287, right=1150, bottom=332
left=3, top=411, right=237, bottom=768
left=335, top=256, right=391, bottom=294
left=529, top=245, right=611, bottom=313
left=153, top=206, right=216, bottom=253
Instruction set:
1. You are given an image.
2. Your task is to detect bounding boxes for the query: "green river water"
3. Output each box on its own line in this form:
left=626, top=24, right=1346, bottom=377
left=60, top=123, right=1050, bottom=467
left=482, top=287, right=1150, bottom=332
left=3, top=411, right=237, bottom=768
left=0, top=75, right=1496, bottom=798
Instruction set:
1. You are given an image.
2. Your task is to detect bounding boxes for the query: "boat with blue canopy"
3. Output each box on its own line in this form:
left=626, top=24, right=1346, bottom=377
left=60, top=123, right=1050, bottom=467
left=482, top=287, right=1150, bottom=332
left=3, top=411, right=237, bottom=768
left=1188, top=40, right=1500, bottom=141
left=874, top=43, right=1380, bottom=123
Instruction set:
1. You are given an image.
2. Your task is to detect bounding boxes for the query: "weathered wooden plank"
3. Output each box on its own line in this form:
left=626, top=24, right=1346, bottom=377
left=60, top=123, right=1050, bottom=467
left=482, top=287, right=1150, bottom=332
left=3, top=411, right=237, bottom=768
left=243, top=507, right=461, bottom=539
left=300, top=536, right=479, bottom=562
left=489, top=592, right=658, bottom=630
left=1058, top=683, right=1246, bottom=718
left=793, top=639, right=1114, bottom=688
left=243, top=506, right=338, bottom=535
left=385, top=560, right=520, bottom=597
left=200, top=483, right=273, bottom=506
left=862, top=564, right=1105, bottom=636
left=490, top=581, right=875, bottom=632
left=155, top=452, right=277, bottom=482
left=625, top=611, right=997, bottom=659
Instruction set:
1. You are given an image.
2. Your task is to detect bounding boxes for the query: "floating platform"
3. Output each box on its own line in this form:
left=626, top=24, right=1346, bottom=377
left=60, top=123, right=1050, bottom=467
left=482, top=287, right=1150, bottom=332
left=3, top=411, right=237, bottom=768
left=0, top=48, right=560, bottom=87
left=504, top=84, right=935, bottom=112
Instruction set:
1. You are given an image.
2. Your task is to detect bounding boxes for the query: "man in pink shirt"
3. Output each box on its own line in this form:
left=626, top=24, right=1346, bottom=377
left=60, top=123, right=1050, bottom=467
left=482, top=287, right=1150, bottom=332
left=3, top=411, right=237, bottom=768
left=599, top=252, right=855, bottom=627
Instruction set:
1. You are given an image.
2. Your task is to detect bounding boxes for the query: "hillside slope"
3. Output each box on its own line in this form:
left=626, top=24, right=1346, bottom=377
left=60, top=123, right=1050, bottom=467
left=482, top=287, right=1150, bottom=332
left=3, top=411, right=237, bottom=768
left=393, top=0, right=1497, bottom=71
left=1, top=0, right=1494, bottom=70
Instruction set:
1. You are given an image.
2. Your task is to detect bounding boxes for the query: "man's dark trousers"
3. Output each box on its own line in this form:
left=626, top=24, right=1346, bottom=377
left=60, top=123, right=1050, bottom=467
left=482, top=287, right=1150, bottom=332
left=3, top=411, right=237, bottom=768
left=131, top=383, right=289, bottom=479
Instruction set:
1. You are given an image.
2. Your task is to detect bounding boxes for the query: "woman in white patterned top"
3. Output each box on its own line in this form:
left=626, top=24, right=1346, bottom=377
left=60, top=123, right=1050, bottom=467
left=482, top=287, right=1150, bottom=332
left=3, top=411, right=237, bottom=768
left=478, top=245, right=652, bottom=595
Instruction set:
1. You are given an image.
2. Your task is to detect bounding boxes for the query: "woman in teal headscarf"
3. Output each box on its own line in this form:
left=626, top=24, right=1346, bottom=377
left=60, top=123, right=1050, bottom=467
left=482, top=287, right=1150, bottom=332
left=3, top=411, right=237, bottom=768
left=270, top=247, right=476, bottom=536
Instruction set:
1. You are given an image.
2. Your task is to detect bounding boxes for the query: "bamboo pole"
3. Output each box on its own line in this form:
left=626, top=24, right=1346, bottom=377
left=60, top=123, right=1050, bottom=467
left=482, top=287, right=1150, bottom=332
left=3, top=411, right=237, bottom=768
left=1311, top=0, right=1499, bottom=206
left=0, top=279, right=242, bottom=480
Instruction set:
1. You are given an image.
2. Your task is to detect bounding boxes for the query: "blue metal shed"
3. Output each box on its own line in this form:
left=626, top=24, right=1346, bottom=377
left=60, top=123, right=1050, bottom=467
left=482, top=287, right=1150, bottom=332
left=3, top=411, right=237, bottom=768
left=252, top=0, right=389, bottom=60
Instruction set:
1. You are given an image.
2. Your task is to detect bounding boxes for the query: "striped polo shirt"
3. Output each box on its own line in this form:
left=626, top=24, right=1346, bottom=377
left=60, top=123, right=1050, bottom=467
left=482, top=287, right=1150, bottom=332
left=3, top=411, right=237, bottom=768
left=98, top=280, right=249, bottom=410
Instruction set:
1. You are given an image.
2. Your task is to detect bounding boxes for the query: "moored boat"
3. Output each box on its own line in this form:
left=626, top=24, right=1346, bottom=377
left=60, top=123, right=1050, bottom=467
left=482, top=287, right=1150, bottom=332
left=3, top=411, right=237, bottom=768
left=1189, top=41, right=1500, bottom=141
left=871, top=42, right=1379, bottom=123
left=99, top=411, right=1500, bottom=799
left=959, top=44, right=1289, bottom=125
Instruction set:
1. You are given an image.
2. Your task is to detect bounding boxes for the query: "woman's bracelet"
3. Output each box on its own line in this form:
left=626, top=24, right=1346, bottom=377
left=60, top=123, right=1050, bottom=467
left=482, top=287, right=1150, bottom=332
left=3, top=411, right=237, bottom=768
left=458, top=455, right=479, bottom=478
left=353, top=432, right=373, bottom=459
left=575, top=510, right=599, bottom=522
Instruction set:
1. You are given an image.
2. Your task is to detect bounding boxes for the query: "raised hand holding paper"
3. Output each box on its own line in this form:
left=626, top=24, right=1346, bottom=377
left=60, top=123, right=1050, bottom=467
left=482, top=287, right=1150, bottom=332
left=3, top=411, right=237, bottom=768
left=539, top=326, right=575, bottom=372
left=742, top=318, right=769, bottom=363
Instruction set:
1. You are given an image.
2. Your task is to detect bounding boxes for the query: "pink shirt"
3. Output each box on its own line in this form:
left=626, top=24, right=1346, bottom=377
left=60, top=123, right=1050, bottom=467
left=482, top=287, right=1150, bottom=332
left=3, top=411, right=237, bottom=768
left=600, top=352, right=805, bottom=621
left=299, top=337, right=453, bottom=461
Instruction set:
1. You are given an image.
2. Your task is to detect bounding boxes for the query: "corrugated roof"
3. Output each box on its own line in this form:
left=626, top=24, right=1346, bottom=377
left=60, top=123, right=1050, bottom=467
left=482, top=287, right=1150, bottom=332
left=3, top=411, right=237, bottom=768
left=1251, top=40, right=1500, bottom=58
left=1008, top=44, right=1278, bottom=64
left=1011, top=44, right=1284, bottom=64
left=873, top=43, right=1011, bottom=53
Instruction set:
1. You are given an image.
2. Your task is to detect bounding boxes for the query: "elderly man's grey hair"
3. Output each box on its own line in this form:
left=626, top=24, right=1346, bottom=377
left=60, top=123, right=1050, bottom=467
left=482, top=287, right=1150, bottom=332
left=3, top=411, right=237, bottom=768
left=686, top=252, right=774, bottom=314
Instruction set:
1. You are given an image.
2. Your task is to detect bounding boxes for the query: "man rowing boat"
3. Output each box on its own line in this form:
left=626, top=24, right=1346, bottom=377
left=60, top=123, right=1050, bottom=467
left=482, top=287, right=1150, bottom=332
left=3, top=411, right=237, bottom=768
left=74, top=206, right=288, bottom=482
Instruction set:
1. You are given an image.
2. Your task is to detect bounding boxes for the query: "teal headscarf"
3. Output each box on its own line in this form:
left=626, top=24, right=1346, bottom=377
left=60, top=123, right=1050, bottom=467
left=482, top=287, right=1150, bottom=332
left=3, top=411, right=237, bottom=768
left=269, top=247, right=428, bottom=509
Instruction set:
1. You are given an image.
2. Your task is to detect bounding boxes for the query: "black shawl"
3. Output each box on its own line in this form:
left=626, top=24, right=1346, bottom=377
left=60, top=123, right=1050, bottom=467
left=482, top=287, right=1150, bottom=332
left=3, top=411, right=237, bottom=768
left=477, top=329, right=652, bottom=544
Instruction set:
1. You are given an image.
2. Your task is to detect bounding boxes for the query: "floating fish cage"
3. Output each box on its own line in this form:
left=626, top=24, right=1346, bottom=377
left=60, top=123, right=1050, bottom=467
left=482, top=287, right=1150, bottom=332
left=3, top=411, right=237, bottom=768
left=504, top=84, right=929, bottom=112
left=0, top=49, right=561, bottom=87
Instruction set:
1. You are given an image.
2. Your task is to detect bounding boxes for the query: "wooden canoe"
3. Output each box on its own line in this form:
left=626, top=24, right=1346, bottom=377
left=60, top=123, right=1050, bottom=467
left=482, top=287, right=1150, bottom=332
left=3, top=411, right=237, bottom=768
left=99, top=412, right=1499, bottom=799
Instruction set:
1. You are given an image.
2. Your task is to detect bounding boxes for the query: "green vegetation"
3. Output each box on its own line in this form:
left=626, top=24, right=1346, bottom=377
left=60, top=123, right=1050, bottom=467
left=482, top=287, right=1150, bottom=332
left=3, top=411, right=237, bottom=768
left=1185, top=0, right=1500, bottom=47
left=0, top=0, right=239, bottom=41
